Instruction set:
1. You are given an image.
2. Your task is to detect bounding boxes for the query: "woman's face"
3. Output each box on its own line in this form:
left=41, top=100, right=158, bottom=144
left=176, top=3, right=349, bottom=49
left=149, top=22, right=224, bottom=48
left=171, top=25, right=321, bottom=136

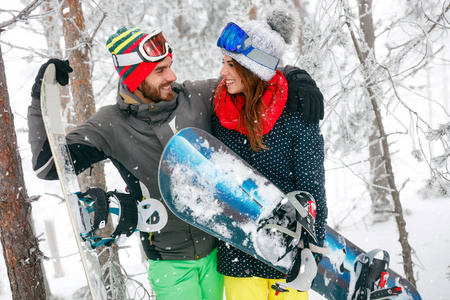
left=220, top=55, right=246, bottom=95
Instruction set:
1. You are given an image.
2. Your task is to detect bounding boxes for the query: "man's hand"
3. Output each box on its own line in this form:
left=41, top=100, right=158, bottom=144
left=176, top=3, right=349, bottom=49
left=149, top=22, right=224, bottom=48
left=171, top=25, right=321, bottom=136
left=285, top=68, right=324, bottom=124
left=31, top=58, right=73, bottom=100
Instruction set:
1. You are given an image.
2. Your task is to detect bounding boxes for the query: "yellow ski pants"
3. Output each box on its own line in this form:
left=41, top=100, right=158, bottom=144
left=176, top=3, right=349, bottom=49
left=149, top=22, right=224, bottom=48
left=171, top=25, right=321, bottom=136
left=224, top=276, right=309, bottom=300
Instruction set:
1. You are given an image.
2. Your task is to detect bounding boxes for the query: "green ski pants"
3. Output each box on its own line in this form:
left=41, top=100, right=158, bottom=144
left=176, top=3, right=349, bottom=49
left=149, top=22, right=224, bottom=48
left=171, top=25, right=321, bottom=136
left=148, top=248, right=224, bottom=300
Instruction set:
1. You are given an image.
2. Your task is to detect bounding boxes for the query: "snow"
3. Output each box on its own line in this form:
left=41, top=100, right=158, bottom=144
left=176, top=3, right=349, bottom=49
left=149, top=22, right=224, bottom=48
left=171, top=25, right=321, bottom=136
left=163, top=132, right=295, bottom=269
left=1, top=1, right=450, bottom=299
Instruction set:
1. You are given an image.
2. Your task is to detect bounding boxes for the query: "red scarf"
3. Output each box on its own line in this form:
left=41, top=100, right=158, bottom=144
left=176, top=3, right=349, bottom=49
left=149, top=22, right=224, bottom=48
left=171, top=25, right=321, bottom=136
left=214, top=70, right=288, bottom=136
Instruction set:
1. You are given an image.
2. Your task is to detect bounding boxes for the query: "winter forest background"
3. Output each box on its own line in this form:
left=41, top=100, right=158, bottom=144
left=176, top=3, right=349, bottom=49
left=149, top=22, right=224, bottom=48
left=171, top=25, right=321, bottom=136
left=0, top=0, right=449, bottom=299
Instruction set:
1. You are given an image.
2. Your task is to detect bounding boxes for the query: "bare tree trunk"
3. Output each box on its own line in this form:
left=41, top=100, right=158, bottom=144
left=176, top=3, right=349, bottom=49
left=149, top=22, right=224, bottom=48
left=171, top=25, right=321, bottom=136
left=0, top=44, right=47, bottom=300
left=293, top=0, right=305, bottom=55
left=368, top=82, right=416, bottom=287
left=41, top=0, right=72, bottom=124
left=357, top=0, right=391, bottom=218
left=44, top=220, right=64, bottom=278
left=249, top=3, right=257, bottom=20
left=177, top=0, right=184, bottom=38
left=58, top=0, right=124, bottom=297
left=344, top=0, right=417, bottom=287
left=41, top=0, right=61, bottom=55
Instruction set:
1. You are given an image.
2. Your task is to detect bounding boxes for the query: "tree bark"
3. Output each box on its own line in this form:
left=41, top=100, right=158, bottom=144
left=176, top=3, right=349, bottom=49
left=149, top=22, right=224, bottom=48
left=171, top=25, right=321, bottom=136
left=0, top=44, right=47, bottom=300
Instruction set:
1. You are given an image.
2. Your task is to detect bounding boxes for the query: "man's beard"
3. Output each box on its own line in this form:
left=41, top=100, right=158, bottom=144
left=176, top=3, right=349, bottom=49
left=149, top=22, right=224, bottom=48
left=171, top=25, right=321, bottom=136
left=140, top=81, right=174, bottom=103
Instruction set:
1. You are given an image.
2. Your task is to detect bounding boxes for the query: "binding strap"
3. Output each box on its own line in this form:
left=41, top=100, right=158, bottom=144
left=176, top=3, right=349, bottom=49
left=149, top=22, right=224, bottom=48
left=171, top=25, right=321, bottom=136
left=76, top=188, right=139, bottom=248
left=351, top=249, right=403, bottom=300
left=107, top=191, right=138, bottom=238
left=77, top=188, right=109, bottom=231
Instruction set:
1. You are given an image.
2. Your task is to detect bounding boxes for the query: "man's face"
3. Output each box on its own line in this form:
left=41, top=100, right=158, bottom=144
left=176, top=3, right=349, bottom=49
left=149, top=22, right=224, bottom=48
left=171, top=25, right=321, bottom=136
left=138, top=56, right=177, bottom=104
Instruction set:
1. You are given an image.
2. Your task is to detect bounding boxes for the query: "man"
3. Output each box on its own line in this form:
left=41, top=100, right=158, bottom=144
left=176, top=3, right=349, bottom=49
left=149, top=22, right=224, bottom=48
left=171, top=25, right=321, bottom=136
left=28, top=26, right=324, bottom=299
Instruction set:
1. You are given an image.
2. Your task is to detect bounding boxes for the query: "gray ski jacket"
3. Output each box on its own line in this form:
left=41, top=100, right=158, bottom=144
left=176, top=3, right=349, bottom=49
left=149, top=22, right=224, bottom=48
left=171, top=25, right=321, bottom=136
left=28, top=78, right=221, bottom=261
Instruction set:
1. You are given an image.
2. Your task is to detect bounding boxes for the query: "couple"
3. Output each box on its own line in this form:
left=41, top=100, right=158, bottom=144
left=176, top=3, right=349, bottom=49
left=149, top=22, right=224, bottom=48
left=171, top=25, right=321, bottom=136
left=28, top=9, right=327, bottom=300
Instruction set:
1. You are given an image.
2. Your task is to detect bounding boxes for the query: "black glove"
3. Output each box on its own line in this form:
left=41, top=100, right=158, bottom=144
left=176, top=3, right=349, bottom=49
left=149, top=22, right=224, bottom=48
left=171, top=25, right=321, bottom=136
left=31, top=58, right=73, bottom=100
left=285, top=68, right=324, bottom=124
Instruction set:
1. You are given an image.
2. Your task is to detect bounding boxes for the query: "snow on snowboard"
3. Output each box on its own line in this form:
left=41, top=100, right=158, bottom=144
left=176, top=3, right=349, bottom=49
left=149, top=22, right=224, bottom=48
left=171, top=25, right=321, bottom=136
left=158, top=127, right=421, bottom=300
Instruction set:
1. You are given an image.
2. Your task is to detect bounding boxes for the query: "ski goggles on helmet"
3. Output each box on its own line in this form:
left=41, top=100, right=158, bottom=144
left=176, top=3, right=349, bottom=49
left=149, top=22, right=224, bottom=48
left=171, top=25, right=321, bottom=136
left=112, top=30, right=172, bottom=67
left=217, top=22, right=280, bottom=70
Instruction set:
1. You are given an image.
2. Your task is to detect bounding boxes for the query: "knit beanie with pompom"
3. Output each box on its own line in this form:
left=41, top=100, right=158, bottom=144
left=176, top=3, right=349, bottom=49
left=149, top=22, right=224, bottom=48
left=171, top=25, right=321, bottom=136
left=220, top=10, right=296, bottom=81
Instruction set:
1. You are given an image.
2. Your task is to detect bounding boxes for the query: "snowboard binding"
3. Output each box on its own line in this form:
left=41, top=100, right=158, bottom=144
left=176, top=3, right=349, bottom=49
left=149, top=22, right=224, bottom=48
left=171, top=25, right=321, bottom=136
left=76, top=188, right=138, bottom=248
left=350, top=249, right=403, bottom=300
left=271, top=233, right=318, bottom=294
left=256, top=191, right=320, bottom=293
left=76, top=188, right=168, bottom=248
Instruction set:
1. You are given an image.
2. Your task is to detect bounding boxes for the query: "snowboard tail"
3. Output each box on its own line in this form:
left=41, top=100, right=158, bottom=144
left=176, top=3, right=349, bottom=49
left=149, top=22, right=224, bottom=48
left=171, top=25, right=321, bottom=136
left=314, top=226, right=419, bottom=300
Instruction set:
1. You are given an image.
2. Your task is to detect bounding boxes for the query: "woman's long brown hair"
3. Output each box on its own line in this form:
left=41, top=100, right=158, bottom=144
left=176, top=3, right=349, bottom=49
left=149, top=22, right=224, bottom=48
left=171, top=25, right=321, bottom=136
left=215, top=59, right=279, bottom=151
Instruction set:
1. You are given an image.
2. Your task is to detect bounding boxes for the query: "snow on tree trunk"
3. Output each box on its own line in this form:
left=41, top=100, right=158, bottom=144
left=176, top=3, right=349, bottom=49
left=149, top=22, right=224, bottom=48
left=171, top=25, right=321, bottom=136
left=0, top=43, right=47, bottom=300
left=357, top=0, right=392, bottom=218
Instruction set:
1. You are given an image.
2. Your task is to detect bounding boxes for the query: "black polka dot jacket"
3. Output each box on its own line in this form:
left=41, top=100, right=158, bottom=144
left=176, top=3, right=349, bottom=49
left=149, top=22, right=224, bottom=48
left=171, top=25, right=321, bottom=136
left=211, top=108, right=327, bottom=279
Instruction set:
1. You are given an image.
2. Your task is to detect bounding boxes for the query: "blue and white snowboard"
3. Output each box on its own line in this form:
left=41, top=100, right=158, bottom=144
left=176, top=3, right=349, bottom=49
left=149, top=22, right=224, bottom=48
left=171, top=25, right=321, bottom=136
left=158, top=127, right=421, bottom=300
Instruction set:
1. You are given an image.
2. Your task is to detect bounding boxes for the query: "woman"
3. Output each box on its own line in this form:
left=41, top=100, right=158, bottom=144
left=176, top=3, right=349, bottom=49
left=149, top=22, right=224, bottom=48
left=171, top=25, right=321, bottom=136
left=213, top=11, right=328, bottom=300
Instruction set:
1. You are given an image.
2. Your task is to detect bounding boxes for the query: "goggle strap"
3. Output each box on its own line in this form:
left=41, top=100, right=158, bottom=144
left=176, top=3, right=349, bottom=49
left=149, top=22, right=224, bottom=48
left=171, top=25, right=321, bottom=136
left=245, top=48, right=280, bottom=70
left=112, top=52, right=144, bottom=67
left=243, top=38, right=252, bottom=49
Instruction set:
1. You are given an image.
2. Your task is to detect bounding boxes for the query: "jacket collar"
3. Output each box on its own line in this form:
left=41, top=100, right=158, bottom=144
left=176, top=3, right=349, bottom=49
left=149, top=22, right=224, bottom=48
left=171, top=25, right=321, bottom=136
left=116, top=82, right=178, bottom=124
